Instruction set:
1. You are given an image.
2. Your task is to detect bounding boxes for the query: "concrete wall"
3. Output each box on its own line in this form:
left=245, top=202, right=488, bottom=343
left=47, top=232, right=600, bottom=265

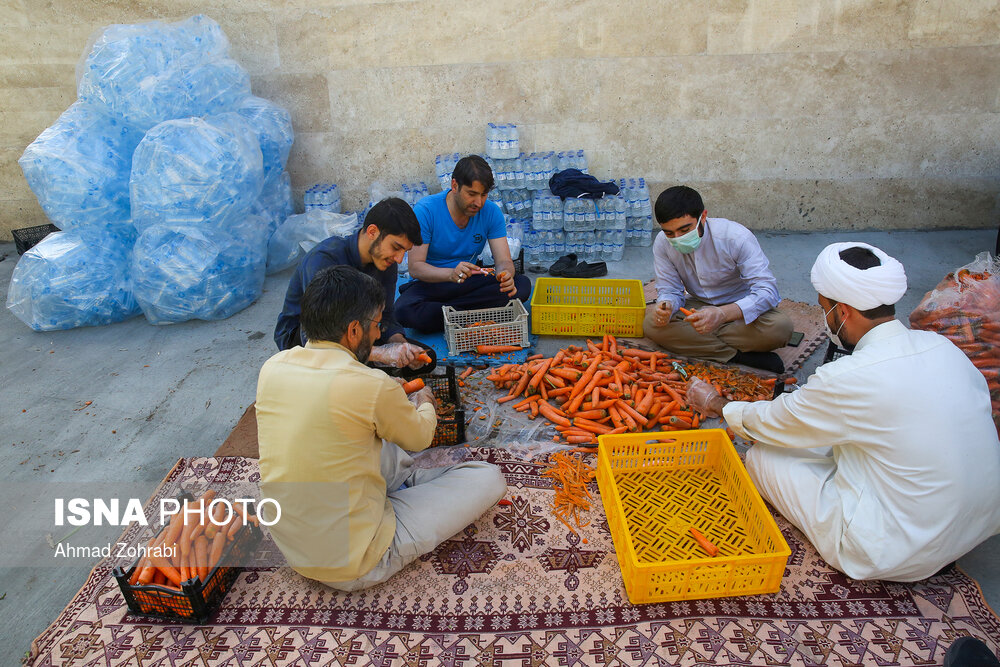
left=2, top=0, right=998, bottom=238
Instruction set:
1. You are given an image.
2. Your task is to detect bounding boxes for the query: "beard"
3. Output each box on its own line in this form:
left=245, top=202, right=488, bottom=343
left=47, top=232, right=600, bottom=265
left=354, top=330, right=375, bottom=364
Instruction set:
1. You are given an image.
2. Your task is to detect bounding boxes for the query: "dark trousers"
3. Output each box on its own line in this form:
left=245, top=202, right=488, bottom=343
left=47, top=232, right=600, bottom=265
left=395, top=273, right=532, bottom=333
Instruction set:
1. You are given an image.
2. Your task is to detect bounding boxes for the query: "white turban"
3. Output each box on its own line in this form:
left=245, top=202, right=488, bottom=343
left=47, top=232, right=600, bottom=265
left=810, top=242, right=907, bottom=310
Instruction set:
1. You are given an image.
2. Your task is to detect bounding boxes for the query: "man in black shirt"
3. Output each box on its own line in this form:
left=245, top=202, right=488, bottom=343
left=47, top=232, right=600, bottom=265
left=274, top=198, right=433, bottom=374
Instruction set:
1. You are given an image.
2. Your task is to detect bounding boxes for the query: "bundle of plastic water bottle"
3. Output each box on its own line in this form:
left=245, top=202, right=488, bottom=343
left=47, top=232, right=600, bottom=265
left=9, top=16, right=294, bottom=331
left=304, top=184, right=341, bottom=214
left=618, top=178, right=655, bottom=247
left=426, top=123, right=654, bottom=274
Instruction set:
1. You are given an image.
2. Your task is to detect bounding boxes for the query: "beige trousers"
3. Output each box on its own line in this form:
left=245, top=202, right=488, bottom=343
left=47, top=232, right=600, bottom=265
left=325, top=443, right=507, bottom=592
left=642, top=296, right=793, bottom=363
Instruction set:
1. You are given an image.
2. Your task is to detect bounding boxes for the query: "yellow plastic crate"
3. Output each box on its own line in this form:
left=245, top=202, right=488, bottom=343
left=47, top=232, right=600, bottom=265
left=529, top=277, right=645, bottom=337
left=596, top=429, right=790, bottom=604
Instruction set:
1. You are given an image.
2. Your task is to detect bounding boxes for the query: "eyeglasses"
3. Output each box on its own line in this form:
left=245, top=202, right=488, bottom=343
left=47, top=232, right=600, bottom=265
left=362, top=317, right=386, bottom=334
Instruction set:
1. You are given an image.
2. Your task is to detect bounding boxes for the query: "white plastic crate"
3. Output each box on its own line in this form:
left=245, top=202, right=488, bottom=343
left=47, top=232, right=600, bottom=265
left=442, top=300, right=530, bottom=356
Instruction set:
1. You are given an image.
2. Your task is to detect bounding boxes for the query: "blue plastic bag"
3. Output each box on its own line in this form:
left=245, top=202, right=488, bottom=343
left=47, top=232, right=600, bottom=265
left=77, top=15, right=247, bottom=130
left=129, top=114, right=264, bottom=233
left=235, top=96, right=294, bottom=188
left=18, top=101, right=143, bottom=233
left=6, top=227, right=140, bottom=331
left=253, top=170, right=293, bottom=239
left=130, top=221, right=267, bottom=325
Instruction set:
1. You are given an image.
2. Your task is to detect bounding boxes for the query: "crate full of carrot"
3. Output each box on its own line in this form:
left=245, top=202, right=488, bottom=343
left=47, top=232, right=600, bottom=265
left=112, top=490, right=262, bottom=624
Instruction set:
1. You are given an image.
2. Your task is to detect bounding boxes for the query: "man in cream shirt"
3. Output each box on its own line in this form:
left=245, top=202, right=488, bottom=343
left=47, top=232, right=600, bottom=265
left=687, top=242, right=1000, bottom=581
left=256, top=265, right=506, bottom=590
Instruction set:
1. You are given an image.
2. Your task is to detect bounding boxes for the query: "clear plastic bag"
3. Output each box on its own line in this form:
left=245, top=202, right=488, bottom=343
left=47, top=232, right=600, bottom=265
left=18, top=101, right=143, bottom=232
left=910, top=252, right=1000, bottom=430
left=129, top=114, right=264, bottom=233
left=130, top=221, right=267, bottom=325
left=6, top=228, right=140, bottom=331
left=254, top=171, right=293, bottom=241
left=77, top=15, right=248, bottom=130
left=235, top=96, right=293, bottom=187
left=265, top=210, right=359, bottom=273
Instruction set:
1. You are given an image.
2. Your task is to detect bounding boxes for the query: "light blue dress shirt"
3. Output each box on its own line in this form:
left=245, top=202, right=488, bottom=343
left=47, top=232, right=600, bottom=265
left=652, top=217, right=781, bottom=324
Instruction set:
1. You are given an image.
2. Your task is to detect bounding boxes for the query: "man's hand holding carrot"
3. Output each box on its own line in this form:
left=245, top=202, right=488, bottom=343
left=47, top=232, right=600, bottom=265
left=650, top=301, right=672, bottom=328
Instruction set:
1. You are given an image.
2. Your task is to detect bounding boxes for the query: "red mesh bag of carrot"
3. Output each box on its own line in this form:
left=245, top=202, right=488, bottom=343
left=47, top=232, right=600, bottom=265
left=909, top=252, right=1000, bottom=433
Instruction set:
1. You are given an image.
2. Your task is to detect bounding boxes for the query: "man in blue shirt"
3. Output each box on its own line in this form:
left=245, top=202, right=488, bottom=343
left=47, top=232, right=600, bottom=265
left=646, top=186, right=793, bottom=373
left=274, top=198, right=434, bottom=374
left=395, top=155, right=530, bottom=333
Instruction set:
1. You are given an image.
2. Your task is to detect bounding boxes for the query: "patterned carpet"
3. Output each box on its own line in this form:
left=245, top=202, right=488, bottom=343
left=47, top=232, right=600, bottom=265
left=28, top=451, right=1000, bottom=666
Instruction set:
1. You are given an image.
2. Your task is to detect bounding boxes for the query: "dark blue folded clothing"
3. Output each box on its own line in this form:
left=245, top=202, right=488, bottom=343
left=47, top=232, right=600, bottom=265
left=548, top=169, right=621, bottom=199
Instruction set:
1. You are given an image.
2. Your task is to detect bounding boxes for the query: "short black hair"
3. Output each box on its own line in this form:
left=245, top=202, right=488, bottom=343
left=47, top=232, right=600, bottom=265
left=300, top=265, right=385, bottom=343
left=833, top=246, right=896, bottom=319
left=654, top=186, right=705, bottom=224
left=452, top=155, right=494, bottom=192
left=364, top=197, right=422, bottom=246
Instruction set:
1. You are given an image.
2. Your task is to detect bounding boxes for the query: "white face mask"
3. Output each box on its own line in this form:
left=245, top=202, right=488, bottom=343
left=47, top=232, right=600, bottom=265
left=823, top=304, right=847, bottom=349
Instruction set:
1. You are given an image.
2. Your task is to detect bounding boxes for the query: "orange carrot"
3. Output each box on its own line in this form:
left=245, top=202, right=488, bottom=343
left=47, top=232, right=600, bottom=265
left=209, top=531, right=227, bottom=569
left=690, top=527, right=719, bottom=556
left=195, top=535, right=210, bottom=581
left=416, top=352, right=433, bottom=365
left=148, top=555, right=183, bottom=586
left=538, top=402, right=572, bottom=427
left=459, top=366, right=474, bottom=380
left=401, top=378, right=425, bottom=394
left=679, top=307, right=695, bottom=316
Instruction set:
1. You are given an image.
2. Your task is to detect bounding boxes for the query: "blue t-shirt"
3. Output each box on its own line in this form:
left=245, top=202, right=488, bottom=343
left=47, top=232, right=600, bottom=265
left=413, top=191, right=507, bottom=268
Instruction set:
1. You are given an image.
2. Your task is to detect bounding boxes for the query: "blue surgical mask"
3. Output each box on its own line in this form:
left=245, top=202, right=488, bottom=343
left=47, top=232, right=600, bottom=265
left=667, top=220, right=703, bottom=254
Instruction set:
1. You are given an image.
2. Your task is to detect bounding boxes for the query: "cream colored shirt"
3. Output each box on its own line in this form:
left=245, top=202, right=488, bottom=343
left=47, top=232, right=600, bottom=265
left=256, top=341, right=437, bottom=583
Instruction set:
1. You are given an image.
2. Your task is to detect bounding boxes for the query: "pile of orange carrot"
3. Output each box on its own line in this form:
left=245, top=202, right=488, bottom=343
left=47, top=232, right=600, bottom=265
left=541, top=451, right=596, bottom=536
left=485, top=335, right=698, bottom=446
left=483, top=335, right=780, bottom=446
left=127, top=490, right=257, bottom=591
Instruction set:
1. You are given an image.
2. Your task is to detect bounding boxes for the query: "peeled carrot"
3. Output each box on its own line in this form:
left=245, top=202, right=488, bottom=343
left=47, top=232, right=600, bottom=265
left=459, top=366, right=475, bottom=380
left=679, top=307, right=695, bottom=316
left=148, top=555, right=183, bottom=586
left=401, top=378, right=425, bottom=394
left=194, top=535, right=210, bottom=581
left=690, top=527, right=719, bottom=556
left=209, top=530, right=227, bottom=569
left=415, top=352, right=433, bottom=365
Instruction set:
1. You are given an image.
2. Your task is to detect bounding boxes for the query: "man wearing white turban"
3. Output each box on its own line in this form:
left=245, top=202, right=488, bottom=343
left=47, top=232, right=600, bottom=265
left=686, top=242, right=1000, bottom=582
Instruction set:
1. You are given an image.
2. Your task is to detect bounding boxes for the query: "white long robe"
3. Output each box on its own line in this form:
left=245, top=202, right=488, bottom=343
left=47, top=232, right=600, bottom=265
left=723, top=320, right=1000, bottom=581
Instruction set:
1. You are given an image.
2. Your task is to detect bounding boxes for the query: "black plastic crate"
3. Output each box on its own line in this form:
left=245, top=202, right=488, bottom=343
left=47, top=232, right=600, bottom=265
left=11, top=223, right=59, bottom=255
left=822, top=341, right=851, bottom=364
left=424, top=365, right=466, bottom=447
left=113, top=517, right=262, bottom=624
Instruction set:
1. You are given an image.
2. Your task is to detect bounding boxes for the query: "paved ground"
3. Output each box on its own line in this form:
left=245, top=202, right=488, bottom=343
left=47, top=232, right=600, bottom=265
left=2, top=228, right=997, bottom=659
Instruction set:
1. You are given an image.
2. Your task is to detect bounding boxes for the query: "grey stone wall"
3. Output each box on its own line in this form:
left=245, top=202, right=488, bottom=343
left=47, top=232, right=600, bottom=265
left=1, top=0, right=998, bottom=237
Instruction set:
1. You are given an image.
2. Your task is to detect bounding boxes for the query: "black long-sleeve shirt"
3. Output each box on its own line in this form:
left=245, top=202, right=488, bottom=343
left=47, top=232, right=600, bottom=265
left=273, top=231, right=402, bottom=350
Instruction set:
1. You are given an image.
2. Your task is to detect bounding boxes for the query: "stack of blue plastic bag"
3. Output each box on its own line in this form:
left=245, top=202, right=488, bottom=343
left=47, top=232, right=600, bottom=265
left=9, top=15, right=294, bottom=331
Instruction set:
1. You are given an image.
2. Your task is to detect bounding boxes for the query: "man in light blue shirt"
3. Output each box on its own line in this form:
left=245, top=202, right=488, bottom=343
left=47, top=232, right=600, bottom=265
left=645, top=186, right=792, bottom=372
left=396, top=155, right=530, bottom=333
